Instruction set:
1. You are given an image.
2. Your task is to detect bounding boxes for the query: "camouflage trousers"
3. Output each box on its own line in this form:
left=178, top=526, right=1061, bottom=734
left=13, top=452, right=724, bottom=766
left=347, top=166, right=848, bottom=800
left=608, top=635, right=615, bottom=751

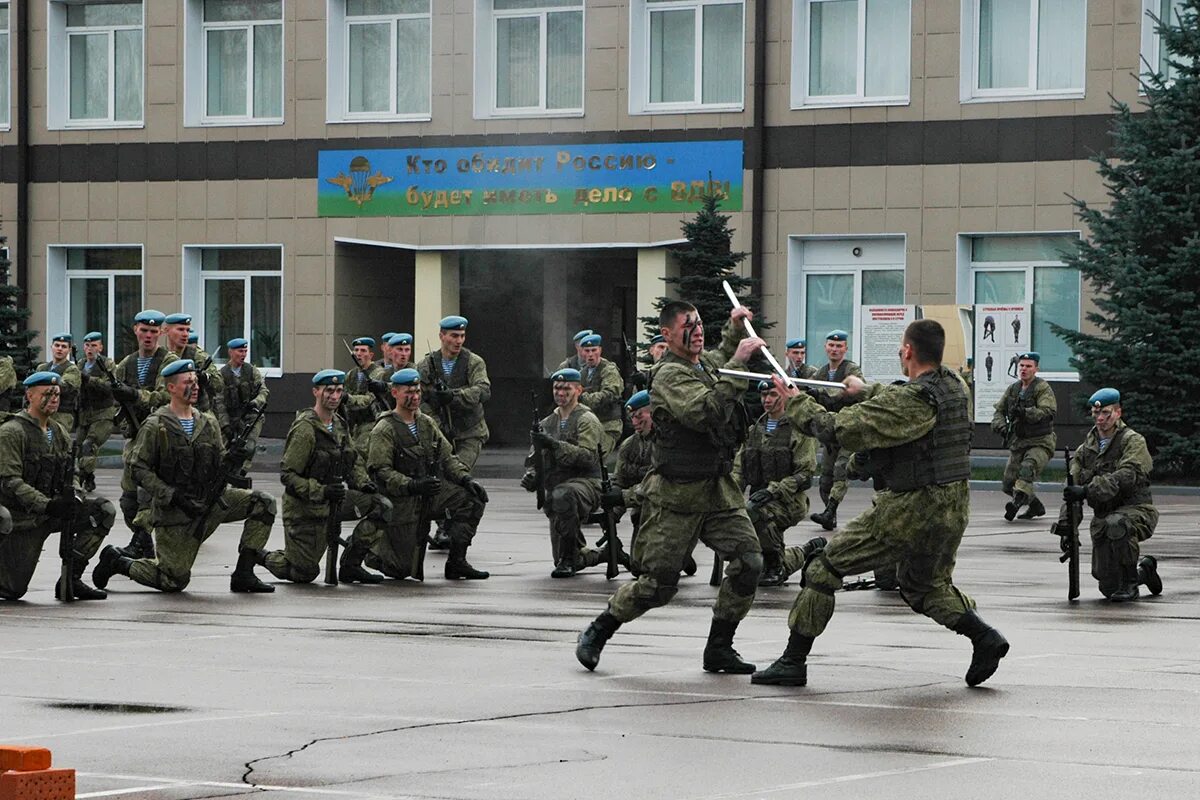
left=0, top=498, right=114, bottom=600
left=1087, top=503, right=1159, bottom=597
left=366, top=482, right=484, bottom=579
left=1003, top=437, right=1054, bottom=499
left=75, top=408, right=116, bottom=479
left=126, top=488, right=275, bottom=592
left=787, top=482, right=975, bottom=637
left=451, top=436, right=486, bottom=472
left=545, top=477, right=603, bottom=567
left=264, top=490, right=392, bottom=583
left=750, top=493, right=810, bottom=557
left=608, top=500, right=761, bottom=624
left=818, top=444, right=852, bottom=505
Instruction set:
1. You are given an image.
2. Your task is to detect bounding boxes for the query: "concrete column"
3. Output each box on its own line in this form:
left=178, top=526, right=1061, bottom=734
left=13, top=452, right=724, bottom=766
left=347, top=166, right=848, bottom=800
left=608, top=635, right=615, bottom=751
left=636, top=247, right=679, bottom=333
left=542, top=257, right=567, bottom=375
left=413, top=251, right=459, bottom=340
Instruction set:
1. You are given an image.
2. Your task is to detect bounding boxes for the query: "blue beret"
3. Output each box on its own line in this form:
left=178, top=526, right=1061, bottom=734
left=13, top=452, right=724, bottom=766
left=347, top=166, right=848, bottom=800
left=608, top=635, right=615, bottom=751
left=757, top=380, right=773, bottom=392
left=966, top=357, right=974, bottom=366
left=626, top=389, right=650, bottom=410
left=573, top=329, right=594, bottom=343
left=51, top=332, right=72, bottom=343
left=440, top=315, right=468, bottom=330
left=83, top=331, right=103, bottom=342
left=786, top=338, right=806, bottom=348
left=826, top=330, right=849, bottom=342
left=187, top=332, right=199, bottom=344
left=23, top=371, right=61, bottom=387
left=580, top=334, right=602, bottom=347
left=312, top=369, right=346, bottom=386
left=351, top=337, right=376, bottom=348
left=551, top=368, right=582, bottom=383
left=649, top=334, right=665, bottom=345
left=390, top=367, right=421, bottom=386
left=161, top=359, right=196, bottom=378
left=133, top=309, right=165, bottom=325
left=227, top=337, right=249, bottom=350
left=164, top=313, right=192, bottom=325
left=1017, top=351, right=1040, bottom=363
left=1089, top=388, right=1120, bottom=409
left=388, top=333, right=413, bottom=346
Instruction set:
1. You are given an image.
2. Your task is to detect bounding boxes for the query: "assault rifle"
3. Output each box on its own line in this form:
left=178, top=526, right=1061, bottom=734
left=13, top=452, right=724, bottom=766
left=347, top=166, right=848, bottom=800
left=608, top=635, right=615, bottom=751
left=58, top=441, right=81, bottom=603
left=342, top=339, right=391, bottom=414
left=425, top=344, right=454, bottom=433
left=530, top=392, right=546, bottom=510
left=324, top=436, right=347, bottom=585
left=596, top=443, right=622, bottom=580
left=1057, top=447, right=1081, bottom=602
left=414, top=454, right=439, bottom=582
left=186, top=404, right=267, bottom=540
left=193, top=346, right=222, bottom=408
left=93, top=357, right=140, bottom=436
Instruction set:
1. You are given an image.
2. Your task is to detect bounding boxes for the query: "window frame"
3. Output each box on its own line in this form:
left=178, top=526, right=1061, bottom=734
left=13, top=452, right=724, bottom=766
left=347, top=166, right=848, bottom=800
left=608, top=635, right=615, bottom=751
left=628, top=0, right=746, bottom=115
left=476, top=0, right=586, bottom=119
left=1140, top=0, right=1188, bottom=88
left=959, top=0, right=1087, bottom=104
left=45, top=244, right=146, bottom=364
left=182, top=244, right=285, bottom=377
left=48, top=1, right=145, bottom=129
left=0, top=2, right=10, bottom=130
left=325, top=0, right=433, bottom=124
left=184, top=0, right=285, bottom=127
left=790, top=0, right=912, bottom=109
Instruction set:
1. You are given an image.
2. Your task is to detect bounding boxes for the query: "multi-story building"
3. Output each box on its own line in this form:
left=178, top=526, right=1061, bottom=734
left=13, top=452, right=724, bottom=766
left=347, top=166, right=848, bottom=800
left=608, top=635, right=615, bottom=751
left=0, top=1, right=1178, bottom=440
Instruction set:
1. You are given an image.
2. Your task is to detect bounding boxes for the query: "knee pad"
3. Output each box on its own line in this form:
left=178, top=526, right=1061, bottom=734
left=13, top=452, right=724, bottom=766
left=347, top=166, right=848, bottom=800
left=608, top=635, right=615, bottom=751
left=0, top=505, right=12, bottom=537
left=370, top=496, right=394, bottom=523
left=1105, top=514, right=1131, bottom=541
left=803, top=552, right=844, bottom=595
left=251, top=492, right=277, bottom=524
left=728, top=551, right=763, bottom=597
left=645, top=568, right=680, bottom=607
left=88, top=498, right=118, bottom=531
left=1018, top=462, right=1036, bottom=483
left=548, top=486, right=575, bottom=515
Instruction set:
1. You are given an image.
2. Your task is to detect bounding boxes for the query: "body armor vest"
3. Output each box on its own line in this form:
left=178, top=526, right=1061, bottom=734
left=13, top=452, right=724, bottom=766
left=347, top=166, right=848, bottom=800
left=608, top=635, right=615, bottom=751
left=220, top=364, right=262, bottom=424
left=7, top=416, right=73, bottom=499
left=741, top=419, right=794, bottom=490
left=1004, top=379, right=1054, bottom=438
left=301, top=417, right=358, bottom=486
left=118, top=348, right=167, bottom=423
left=383, top=415, right=440, bottom=478
left=866, top=366, right=972, bottom=492
left=431, top=349, right=485, bottom=435
left=649, top=365, right=748, bottom=482
left=1076, top=427, right=1153, bottom=513
left=152, top=417, right=223, bottom=501
left=345, top=365, right=380, bottom=428
left=77, top=358, right=115, bottom=411
left=539, top=408, right=600, bottom=486
left=581, top=360, right=621, bottom=423
left=618, top=435, right=654, bottom=487
left=37, top=361, right=78, bottom=414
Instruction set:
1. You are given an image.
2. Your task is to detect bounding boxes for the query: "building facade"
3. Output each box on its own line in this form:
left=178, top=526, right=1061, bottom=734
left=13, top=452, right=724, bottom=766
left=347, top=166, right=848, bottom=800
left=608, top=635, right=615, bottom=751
left=0, top=0, right=1179, bottom=441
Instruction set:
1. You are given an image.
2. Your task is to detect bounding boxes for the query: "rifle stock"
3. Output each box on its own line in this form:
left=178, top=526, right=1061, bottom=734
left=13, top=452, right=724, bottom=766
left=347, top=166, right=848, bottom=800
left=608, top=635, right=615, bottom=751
left=324, top=436, right=347, bottom=585
left=58, top=442, right=81, bottom=603
left=1061, top=447, right=1081, bottom=601
left=596, top=443, right=621, bottom=579
left=94, top=357, right=140, bottom=436
left=187, top=404, right=267, bottom=540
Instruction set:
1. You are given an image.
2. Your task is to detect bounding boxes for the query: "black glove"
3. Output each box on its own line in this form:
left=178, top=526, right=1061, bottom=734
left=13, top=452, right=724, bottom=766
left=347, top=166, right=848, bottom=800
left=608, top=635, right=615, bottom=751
left=368, top=379, right=389, bottom=394
left=463, top=478, right=489, bottom=504
left=358, top=481, right=377, bottom=495
left=600, top=487, right=624, bottom=510
left=44, top=494, right=79, bottom=520
left=1062, top=485, right=1088, bottom=503
left=411, top=475, right=441, bottom=497
left=229, top=439, right=256, bottom=462
left=520, top=472, right=538, bottom=492
left=248, top=398, right=266, bottom=413
left=323, top=483, right=348, bottom=505
left=629, top=372, right=648, bottom=390
left=434, top=387, right=453, bottom=407
left=749, top=488, right=774, bottom=506
left=530, top=430, right=559, bottom=450
left=112, top=383, right=139, bottom=403
left=172, top=493, right=206, bottom=517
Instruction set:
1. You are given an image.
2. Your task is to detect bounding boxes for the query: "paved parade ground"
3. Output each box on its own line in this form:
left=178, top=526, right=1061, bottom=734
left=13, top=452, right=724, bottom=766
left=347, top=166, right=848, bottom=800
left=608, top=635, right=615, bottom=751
left=2, top=462, right=1198, bottom=799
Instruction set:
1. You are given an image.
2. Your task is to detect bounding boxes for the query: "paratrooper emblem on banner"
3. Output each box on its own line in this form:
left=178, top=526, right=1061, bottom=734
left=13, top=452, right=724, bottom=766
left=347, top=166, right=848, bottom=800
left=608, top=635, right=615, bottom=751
left=326, top=156, right=393, bottom=207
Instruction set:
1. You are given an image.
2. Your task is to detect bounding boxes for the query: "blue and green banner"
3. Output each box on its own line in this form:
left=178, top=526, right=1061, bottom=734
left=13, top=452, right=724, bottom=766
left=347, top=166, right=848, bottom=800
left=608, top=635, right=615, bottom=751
left=317, top=140, right=743, bottom=217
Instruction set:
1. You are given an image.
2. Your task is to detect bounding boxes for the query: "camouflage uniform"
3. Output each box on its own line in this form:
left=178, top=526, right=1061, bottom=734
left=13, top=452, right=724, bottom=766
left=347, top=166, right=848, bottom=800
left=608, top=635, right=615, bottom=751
left=0, top=356, right=17, bottom=412
left=263, top=409, right=391, bottom=583
left=812, top=359, right=864, bottom=519
left=1057, top=420, right=1159, bottom=599
left=614, top=431, right=654, bottom=537
left=0, top=412, right=115, bottom=599
left=343, top=361, right=387, bottom=454
left=34, top=358, right=81, bottom=433
left=121, top=407, right=276, bottom=592
left=991, top=377, right=1056, bottom=516
left=417, top=348, right=490, bottom=470
left=526, top=406, right=606, bottom=573
left=113, top=346, right=171, bottom=538
left=159, top=346, right=229, bottom=432
left=365, top=411, right=485, bottom=579
left=578, top=357, right=625, bottom=455
left=220, top=361, right=270, bottom=473
left=787, top=362, right=818, bottom=380
left=75, top=356, right=118, bottom=485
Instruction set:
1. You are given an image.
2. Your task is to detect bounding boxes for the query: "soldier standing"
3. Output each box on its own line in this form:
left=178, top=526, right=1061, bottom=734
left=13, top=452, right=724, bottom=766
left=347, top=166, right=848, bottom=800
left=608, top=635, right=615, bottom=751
left=379, top=333, right=414, bottom=380
left=557, top=329, right=594, bottom=371
left=262, top=369, right=391, bottom=585
left=732, top=380, right=818, bottom=586
left=810, top=330, right=864, bottom=530
left=0, top=372, right=115, bottom=601
left=418, top=316, right=491, bottom=471
left=752, top=320, right=1008, bottom=688
left=576, top=334, right=624, bottom=455
left=35, top=333, right=81, bottom=433
left=219, top=337, right=270, bottom=473
left=91, top=359, right=276, bottom=594
left=647, top=334, right=668, bottom=364
left=991, top=352, right=1056, bottom=521
left=75, top=331, right=117, bottom=492
left=575, top=301, right=765, bottom=674
left=365, top=368, right=489, bottom=580
left=1058, top=388, right=1162, bottom=602
left=784, top=338, right=817, bottom=380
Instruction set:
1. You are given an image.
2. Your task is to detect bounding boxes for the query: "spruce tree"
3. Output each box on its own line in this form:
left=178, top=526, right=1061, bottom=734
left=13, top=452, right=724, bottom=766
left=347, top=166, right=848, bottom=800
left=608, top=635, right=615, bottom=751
left=0, top=234, right=37, bottom=373
left=1053, top=0, right=1200, bottom=476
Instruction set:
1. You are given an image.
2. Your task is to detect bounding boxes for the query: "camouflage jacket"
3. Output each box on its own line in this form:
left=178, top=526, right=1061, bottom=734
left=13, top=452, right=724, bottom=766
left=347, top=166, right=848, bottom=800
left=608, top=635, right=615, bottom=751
left=368, top=411, right=471, bottom=523
left=732, top=414, right=818, bottom=505
left=578, top=358, right=624, bottom=424
left=417, top=348, right=491, bottom=443
left=0, top=411, right=73, bottom=526
left=130, top=405, right=226, bottom=527
left=614, top=432, right=654, bottom=507
left=281, top=409, right=369, bottom=521
left=991, top=377, right=1056, bottom=447
left=76, top=356, right=118, bottom=416
left=526, top=405, right=604, bottom=491
left=1063, top=420, right=1154, bottom=518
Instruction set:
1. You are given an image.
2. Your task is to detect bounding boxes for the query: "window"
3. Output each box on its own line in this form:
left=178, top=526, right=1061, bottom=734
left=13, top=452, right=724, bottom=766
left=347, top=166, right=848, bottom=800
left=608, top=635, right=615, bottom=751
left=629, top=0, right=744, bottom=114
left=1142, top=0, right=1190, bottom=84
left=184, top=247, right=284, bottom=374
left=326, top=0, right=431, bottom=122
left=792, top=0, right=911, bottom=108
left=0, top=3, right=9, bottom=128
left=47, top=1, right=144, bottom=127
left=190, top=0, right=283, bottom=124
left=474, top=0, right=583, bottom=117
left=968, top=235, right=1080, bottom=374
left=45, top=247, right=144, bottom=362
left=961, top=0, right=1086, bottom=101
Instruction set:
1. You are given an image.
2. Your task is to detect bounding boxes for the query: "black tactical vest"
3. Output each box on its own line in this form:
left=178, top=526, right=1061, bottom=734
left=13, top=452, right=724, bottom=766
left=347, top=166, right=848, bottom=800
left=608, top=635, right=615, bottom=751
left=580, top=360, right=621, bottom=423
left=299, top=415, right=358, bottom=486
left=650, top=363, right=748, bottom=482
left=220, top=363, right=262, bottom=424
left=4, top=415, right=73, bottom=499
left=37, top=361, right=79, bottom=414
left=866, top=367, right=972, bottom=492
left=438, top=349, right=485, bottom=434
left=77, top=358, right=115, bottom=412
left=741, top=418, right=795, bottom=490
left=1004, top=379, right=1054, bottom=438
left=383, top=414, right=441, bottom=478
left=538, top=408, right=600, bottom=487
left=1076, top=427, right=1153, bottom=512
left=151, top=416, right=223, bottom=500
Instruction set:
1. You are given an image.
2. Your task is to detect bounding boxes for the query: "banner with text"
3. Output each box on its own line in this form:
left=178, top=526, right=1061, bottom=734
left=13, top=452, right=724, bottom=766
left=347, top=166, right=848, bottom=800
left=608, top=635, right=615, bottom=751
left=317, top=140, right=744, bottom=217
left=973, top=304, right=1030, bottom=420
left=860, top=305, right=917, bottom=384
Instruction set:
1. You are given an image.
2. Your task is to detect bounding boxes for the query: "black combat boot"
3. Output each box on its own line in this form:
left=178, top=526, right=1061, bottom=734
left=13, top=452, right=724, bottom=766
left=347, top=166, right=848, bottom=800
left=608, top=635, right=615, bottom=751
left=551, top=543, right=578, bottom=578
left=428, top=520, right=451, bottom=551
left=56, top=558, right=108, bottom=601
left=702, top=618, right=757, bottom=674
left=1138, top=555, right=1162, bottom=596
left=681, top=554, right=697, bottom=576
left=576, top=611, right=622, bottom=671
left=810, top=499, right=839, bottom=531
left=122, top=528, right=156, bottom=559
left=758, top=550, right=786, bottom=587
left=79, top=470, right=97, bottom=494
left=230, top=550, right=275, bottom=593
left=952, top=609, right=1010, bottom=687
left=1004, top=491, right=1030, bottom=522
left=91, top=545, right=134, bottom=590
left=1017, top=495, right=1046, bottom=519
left=1109, top=563, right=1141, bottom=602
left=751, top=629, right=814, bottom=686
left=339, top=540, right=385, bottom=584
left=445, top=542, right=489, bottom=580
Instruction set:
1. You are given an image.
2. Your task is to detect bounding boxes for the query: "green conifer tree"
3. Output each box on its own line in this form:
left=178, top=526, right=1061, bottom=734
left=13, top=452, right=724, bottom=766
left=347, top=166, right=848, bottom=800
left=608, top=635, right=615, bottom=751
left=0, top=234, right=38, bottom=374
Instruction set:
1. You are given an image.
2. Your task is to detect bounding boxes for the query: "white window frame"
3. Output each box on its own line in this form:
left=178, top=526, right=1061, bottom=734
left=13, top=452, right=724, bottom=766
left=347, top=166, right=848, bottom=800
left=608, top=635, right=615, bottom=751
left=182, top=244, right=285, bottom=377
left=959, top=0, right=1087, bottom=104
left=1140, top=0, right=1188, bottom=88
left=472, top=0, right=585, bottom=119
left=957, top=231, right=1082, bottom=381
left=325, top=0, right=432, bottom=124
left=46, top=1, right=145, bottom=130
left=183, top=0, right=285, bottom=127
left=0, top=2, right=10, bottom=130
left=791, top=0, right=911, bottom=109
left=45, top=244, right=145, bottom=363
left=629, top=0, right=746, bottom=115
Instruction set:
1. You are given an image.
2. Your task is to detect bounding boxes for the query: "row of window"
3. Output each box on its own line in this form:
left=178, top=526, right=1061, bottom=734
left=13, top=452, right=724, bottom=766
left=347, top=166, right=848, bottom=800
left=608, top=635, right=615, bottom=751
left=0, top=0, right=1184, bottom=129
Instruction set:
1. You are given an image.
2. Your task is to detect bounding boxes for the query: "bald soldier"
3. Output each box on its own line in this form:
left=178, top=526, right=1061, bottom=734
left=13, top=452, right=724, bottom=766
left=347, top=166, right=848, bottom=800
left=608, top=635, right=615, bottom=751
left=991, top=351, right=1056, bottom=521
left=1058, top=388, right=1162, bottom=602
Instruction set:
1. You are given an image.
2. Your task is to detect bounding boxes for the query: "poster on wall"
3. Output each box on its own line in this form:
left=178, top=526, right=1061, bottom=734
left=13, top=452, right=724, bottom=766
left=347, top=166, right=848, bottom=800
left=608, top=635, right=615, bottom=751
left=973, top=304, right=1030, bottom=420
left=859, top=305, right=916, bottom=384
